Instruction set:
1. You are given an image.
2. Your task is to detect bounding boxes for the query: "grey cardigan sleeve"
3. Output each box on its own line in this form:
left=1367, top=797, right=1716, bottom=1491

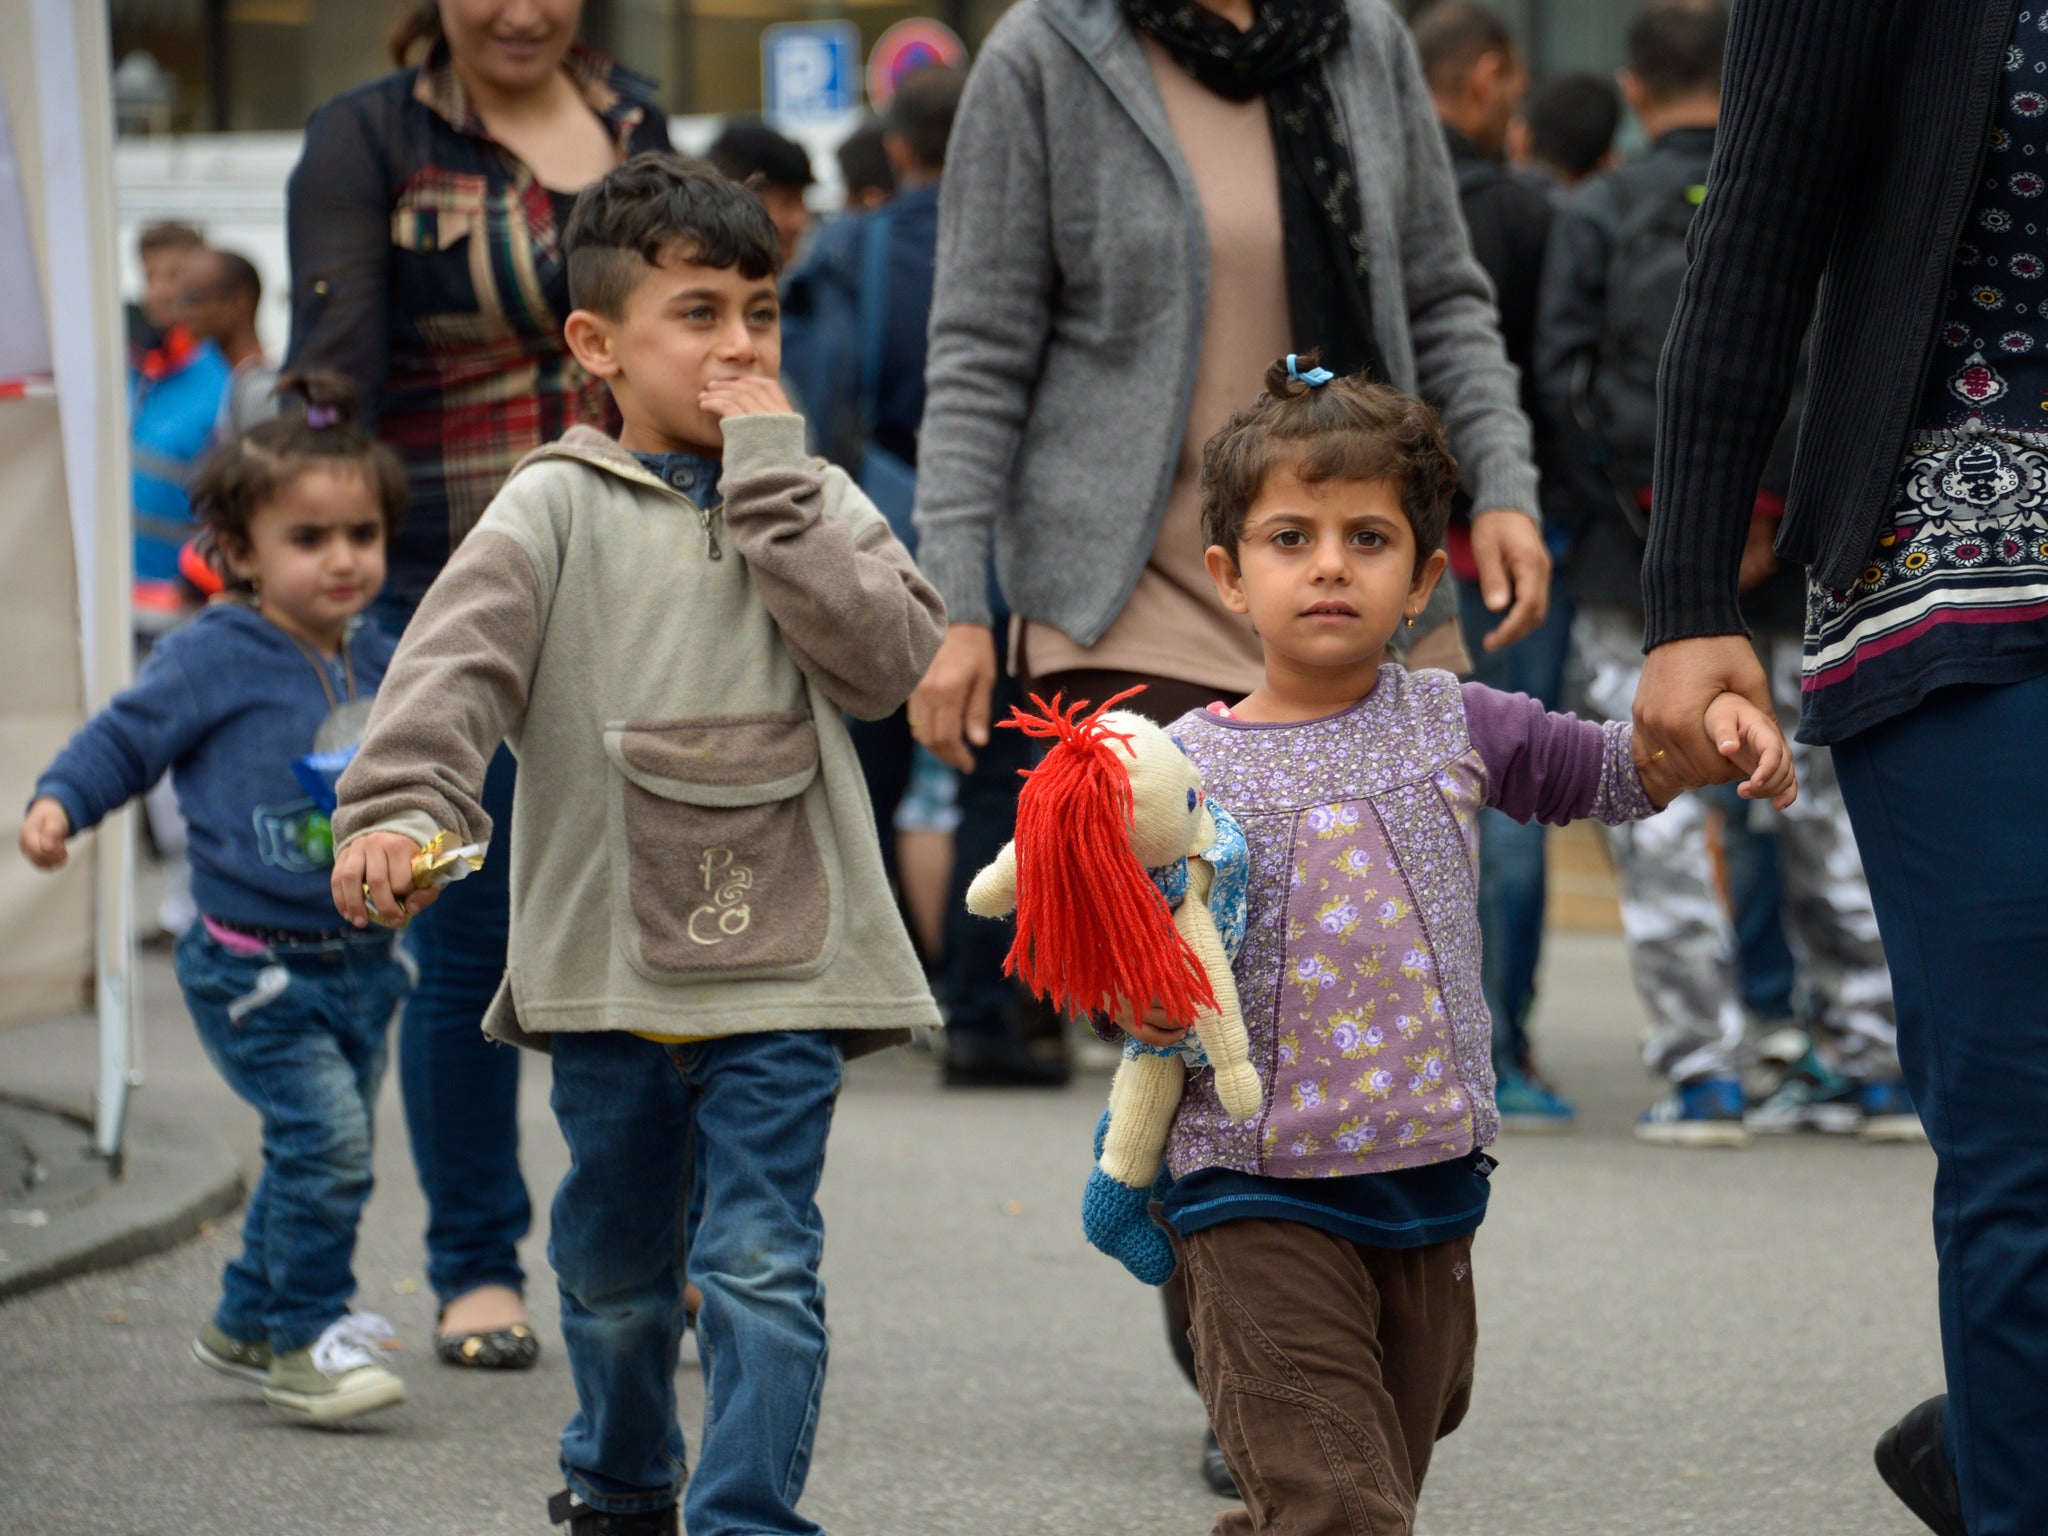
left=910, top=43, right=1059, bottom=627
left=1381, top=13, right=1541, bottom=522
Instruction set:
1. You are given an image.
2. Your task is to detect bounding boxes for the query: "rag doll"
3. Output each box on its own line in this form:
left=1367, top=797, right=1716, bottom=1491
left=966, top=690, right=1258, bottom=1283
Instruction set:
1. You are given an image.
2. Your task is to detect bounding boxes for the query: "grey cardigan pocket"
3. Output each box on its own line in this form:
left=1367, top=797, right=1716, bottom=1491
left=602, top=713, right=836, bottom=984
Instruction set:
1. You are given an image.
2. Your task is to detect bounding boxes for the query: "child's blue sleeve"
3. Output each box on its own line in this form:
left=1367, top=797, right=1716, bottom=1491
left=33, top=645, right=209, bottom=835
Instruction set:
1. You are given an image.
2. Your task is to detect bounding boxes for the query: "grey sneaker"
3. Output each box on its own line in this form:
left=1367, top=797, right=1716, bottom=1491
left=192, top=1322, right=272, bottom=1388
left=263, top=1316, right=407, bottom=1425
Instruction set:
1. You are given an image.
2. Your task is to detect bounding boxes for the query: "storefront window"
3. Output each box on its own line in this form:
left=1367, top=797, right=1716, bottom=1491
left=111, top=0, right=1643, bottom=135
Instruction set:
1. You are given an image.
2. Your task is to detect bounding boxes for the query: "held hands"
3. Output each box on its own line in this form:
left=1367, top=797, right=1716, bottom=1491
left=331, top=830, right=435, bottom=930
left=19, top=797, right=72, bottom=870
left=699, top=375, right=791, bottom=424
left=1703, top=691, right=1798, bottom=809
left=1633, top=690, right=1797, bottom=811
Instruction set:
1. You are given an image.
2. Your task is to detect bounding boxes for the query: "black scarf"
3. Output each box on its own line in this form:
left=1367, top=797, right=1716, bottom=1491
left=1122, top=0, right=1387, bottom=383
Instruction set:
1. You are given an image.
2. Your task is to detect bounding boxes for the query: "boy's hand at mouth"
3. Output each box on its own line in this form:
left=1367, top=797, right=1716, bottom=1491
left=700, top=375, right=792, bottom=423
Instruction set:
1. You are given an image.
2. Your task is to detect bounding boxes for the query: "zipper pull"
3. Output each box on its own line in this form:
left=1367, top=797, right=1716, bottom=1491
left=701, top=508, right=722, bottom=560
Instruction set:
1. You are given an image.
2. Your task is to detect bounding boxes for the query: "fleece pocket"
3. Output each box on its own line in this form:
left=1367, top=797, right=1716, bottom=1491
left=602, top=712, right=834, bottom=983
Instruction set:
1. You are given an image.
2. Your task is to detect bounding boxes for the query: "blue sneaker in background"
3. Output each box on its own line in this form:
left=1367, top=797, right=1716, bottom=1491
left=1747, top=1049, right=1858, bottom=1134
left=1858, top=1079, right=1928, bottom=1144
left=1495, top=1065, right=1577, bottom=1133
left=1636, top=1074, right=1751, bottom=1148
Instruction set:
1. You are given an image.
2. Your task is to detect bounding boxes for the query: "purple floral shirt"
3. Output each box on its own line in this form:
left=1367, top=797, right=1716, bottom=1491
left=1164, top=667, right=1655, bottom=1181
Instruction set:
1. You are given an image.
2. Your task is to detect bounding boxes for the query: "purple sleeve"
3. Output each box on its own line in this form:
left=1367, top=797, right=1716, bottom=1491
left=1460, top=683, right=1658, bottom=827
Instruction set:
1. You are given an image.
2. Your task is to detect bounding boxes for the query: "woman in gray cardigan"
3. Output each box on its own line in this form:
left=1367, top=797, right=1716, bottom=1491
left=907, top=0, right=1548, bottom=777
left=905, top=0, right=1545, bottom=1499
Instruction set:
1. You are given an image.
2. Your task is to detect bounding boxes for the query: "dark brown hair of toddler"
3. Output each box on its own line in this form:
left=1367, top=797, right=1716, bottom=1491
left=189, top=371, right=407, bottom=585
left=1200, top=352, right=1460, bottom=571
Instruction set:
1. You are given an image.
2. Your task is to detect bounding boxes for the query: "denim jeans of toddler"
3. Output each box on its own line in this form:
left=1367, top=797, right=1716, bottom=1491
left=176, top=922, right=411, bottom=1353
left=549, top=1029, right=841, bottom=1531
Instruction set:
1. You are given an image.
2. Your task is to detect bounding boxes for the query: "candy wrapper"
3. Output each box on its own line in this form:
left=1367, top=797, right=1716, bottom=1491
left=365, top=831, right=487, bottom=928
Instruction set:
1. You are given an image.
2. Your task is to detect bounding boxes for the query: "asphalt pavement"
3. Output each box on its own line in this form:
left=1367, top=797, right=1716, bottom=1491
left=0, top=931, right=1941, bottom=1536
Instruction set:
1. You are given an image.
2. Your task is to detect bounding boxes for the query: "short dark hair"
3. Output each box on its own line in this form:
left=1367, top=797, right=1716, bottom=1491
left=1410, top=0, right=1517, bottom=93
left=836, top=120, right=895, bottom=202
left=206, top=249, right=263, bottom=306
left=138, top=220, right=203, bottom=260
left=564, top=153, right=783, bottom=317
left=883, top=66, right=966, bottom=171
left=1626, top=0, right=1728, bottom=102
left=706, top=116, right=815, bottom=192
left=1523, top=72, right=1623, bottom=179
left=191, top=370, right=407, bottom=578
left=1201, top=354, right=1459, bottom=569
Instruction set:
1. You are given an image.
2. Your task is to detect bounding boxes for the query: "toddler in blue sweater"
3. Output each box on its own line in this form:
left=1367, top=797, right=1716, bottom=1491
left=20, top=374, right=416, bottom=1426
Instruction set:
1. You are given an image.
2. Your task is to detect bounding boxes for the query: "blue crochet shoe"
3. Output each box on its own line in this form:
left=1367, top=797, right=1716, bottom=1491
left=1081, top=1165, right=1177, bottom=1284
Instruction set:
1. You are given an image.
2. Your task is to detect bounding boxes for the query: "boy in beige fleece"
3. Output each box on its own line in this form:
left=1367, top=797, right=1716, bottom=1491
left=329, top=154, right=945, bottom=1536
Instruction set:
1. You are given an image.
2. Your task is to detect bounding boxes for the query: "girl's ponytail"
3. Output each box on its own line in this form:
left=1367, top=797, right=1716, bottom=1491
left=188, top=368, right=408, bottom=580
left=273, top=369, right=362, bottom=431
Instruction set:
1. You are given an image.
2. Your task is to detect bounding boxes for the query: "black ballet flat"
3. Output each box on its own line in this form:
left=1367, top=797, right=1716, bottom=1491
left=434, top=1322, right=540, bottom=1370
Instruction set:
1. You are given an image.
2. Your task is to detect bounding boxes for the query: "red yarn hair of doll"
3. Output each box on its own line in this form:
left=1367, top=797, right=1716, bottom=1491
left=1001, top=689, right=1218, bottom=1028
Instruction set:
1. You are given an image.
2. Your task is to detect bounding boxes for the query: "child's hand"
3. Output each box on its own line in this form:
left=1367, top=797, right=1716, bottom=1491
left=19, top=797, right=72, bottom=870
left=1116, top=998, right=1190, bottom=1050
left=699, top=375, right=792, bottom=423
left=1704, top=691, right=1798, bottom=810
left=332, top=830, right=436, bottom=929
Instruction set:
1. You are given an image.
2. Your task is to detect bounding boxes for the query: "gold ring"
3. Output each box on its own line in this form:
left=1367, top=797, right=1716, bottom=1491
left=1649, top=749, right=1668, bottom=762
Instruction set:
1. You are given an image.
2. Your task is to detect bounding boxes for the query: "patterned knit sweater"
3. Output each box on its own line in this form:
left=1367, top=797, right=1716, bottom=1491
left=1163, top=667, right=1656, bottom=1181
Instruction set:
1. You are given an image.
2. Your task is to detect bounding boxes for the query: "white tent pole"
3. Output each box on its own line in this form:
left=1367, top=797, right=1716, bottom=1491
left=32, top=0, right=138, bottom=1166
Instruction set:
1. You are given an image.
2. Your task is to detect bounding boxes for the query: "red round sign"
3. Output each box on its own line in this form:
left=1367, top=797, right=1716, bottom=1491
left=866, top=18, right=968, bottom=109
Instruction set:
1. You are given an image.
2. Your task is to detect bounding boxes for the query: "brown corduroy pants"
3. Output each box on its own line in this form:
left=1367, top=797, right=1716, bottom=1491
left=1178, top=1220, right=1478, bottom=1536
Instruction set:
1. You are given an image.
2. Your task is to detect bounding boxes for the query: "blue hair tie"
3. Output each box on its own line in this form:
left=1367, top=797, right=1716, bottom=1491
left=1286, top=353, right=1335, bottom=388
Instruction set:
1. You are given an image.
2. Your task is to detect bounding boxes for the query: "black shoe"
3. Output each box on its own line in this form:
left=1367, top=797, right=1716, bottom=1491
left=941, top=1032, right=1071, bottom=1088
left=1200, top=1428, right=1239, bottom=1498
left=435, top=1323, right=540, bottom=1370
left=547, top=1489, right=679, bottom=1534
left=1874, top=1395, right=1966, bottom=1536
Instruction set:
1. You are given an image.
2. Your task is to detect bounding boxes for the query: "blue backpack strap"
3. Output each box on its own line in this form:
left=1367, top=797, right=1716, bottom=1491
left=855, top=205, right=895, bottom=442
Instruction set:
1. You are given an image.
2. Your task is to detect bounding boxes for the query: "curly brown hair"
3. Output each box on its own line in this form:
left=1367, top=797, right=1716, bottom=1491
left=189, top=372, right=407, bottom=587
left=1200, top=354, right=1459, bottom=572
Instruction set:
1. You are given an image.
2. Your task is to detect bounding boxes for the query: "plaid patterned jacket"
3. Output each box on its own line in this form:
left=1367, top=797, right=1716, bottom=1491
left=284, top=46, right=672, bottom=603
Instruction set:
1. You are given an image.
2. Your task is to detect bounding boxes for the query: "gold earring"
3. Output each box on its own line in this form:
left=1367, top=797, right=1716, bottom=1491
left=1404, top=615, right=1416, bottom=628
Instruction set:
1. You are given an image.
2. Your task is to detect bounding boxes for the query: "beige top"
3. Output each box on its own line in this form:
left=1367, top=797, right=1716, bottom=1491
left=335, top=418, right=946, bottom=1050
left=1021, top=37, right=1291, bottom=694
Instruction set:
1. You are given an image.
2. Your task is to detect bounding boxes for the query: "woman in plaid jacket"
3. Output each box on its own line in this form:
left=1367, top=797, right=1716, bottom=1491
left=283, top=0, right=672, bottom=1370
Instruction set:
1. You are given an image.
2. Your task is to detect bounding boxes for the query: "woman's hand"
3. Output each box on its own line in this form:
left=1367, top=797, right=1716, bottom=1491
left=1469, top=509, right=1553, bottom=651
left=332, top=830, right=438, bottom=929
left=19, top=797, right=72, bottom=870
left=1634, top=635, right=1774, bottom=790
left=910, top=623, right=999, bottom=773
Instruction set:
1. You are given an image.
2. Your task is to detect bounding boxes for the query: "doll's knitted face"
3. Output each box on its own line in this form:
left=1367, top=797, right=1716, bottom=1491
left=1103, top=711, right=1207, bottom=869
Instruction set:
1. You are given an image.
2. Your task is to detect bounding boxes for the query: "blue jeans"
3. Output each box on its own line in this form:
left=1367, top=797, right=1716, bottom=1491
left=1455, top=569, right=1573, bottom=1073
left=177, top=923, right=410, bottom=1352
left=1703, top=782, right=1799, bottom=1019
left=1834, top=674, right=2048, bottom=1536
left=372, top=592, right=531, bottom=1306
left=549, top=1029, right=841, bottom=1529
